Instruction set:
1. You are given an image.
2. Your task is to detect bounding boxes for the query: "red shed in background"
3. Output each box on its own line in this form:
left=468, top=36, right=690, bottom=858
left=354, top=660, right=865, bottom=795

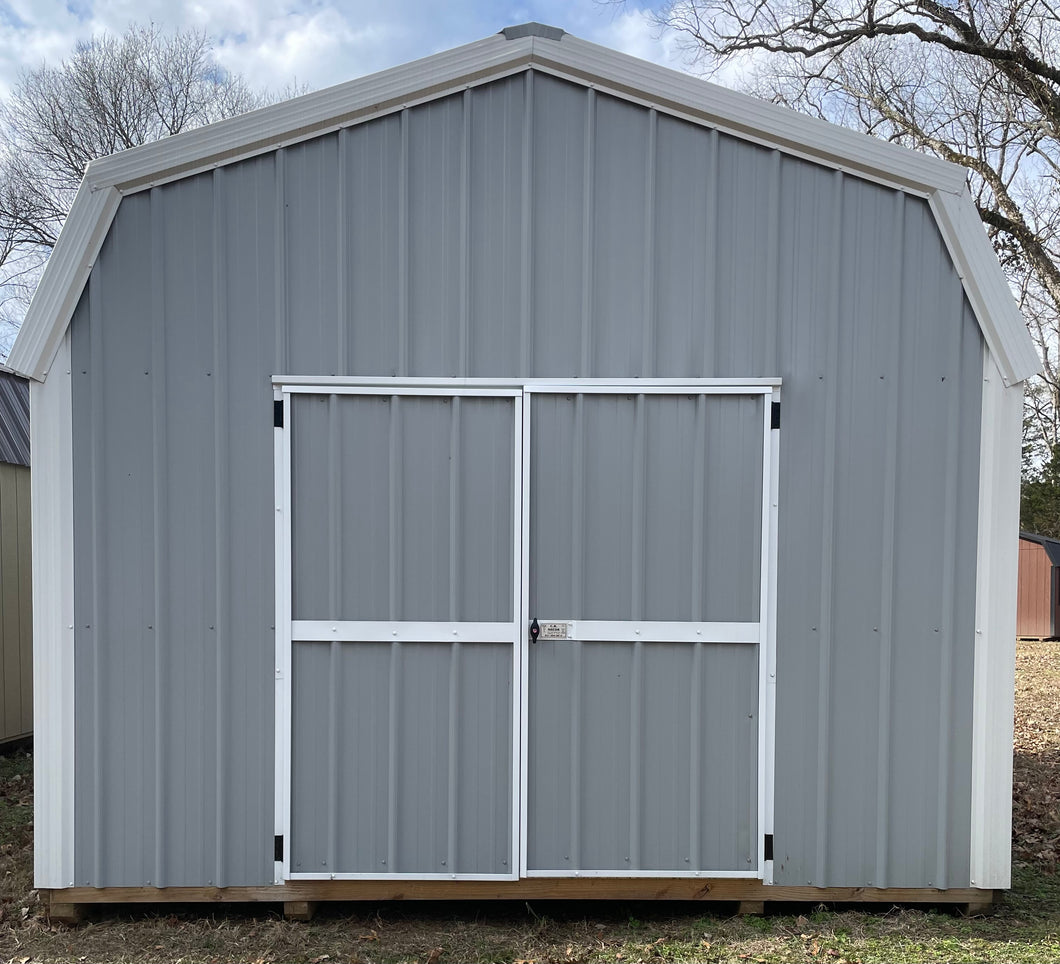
left=1018, top=532, right=1060, bottom=639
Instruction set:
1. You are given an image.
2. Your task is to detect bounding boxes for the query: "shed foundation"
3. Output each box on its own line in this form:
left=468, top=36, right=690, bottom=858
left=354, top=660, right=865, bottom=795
left=43, top=880, right=997, bottom=923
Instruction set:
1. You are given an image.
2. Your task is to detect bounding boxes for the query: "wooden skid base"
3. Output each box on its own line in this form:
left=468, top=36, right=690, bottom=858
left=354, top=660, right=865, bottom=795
left=43, top=879, right=996, bottom=916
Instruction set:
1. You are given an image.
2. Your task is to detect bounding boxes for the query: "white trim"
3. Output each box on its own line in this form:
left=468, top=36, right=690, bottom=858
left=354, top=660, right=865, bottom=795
left=31, top=331, right=75, bottom=887
left=524, top=869, right=759, bottom=879
left=276, top=376, right=782, bottom=390
left=7, top=184, right=120, bottom=382
left=9, top=30, right=1036, bottom=389
left=526, top=383, right=774, bottom=395
left=273, top=389, right=292, bottom=884
left=289, top=872, right=519, bottom=881
left=518, top=388, right=532, bottom=880
left=292, top=620, right=519, bottom=642
left=762, top=388, right=781, bottom=886
left=510, top=394, right=525, bottom=881
left=755, top=392, right=773, bottom=879
left=547, top=620, right=759, bottom=644
left=282, top=385, right=524, bottom=397
left=969, top=351, right=1022, bottom=889
left=930, top=189, right=1041, bottom=386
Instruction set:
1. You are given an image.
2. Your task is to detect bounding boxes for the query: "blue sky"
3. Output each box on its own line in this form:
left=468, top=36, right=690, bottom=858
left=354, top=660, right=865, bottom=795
left=0, top=0, right=702, bottom=98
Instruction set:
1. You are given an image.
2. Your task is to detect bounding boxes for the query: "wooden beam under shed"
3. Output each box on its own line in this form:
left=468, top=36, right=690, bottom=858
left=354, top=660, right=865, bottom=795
left=42, top=878, right=997, bottom=915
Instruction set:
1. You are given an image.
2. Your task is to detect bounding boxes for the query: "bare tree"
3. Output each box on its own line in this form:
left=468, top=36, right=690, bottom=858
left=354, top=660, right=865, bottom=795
left=0, top=24, right=279, bottom=351
left=642, top=1, right=1060, bottom=466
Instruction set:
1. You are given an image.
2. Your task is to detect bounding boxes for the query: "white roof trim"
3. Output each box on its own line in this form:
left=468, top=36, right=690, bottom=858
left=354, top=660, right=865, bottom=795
left=930, top=189, right=1041, bottom=384
left=7, top=27, right=1040, bottom=385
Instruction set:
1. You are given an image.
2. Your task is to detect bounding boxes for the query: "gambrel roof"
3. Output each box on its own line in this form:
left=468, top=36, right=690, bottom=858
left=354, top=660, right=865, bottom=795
left=7, top=22, right=1041, bottom=385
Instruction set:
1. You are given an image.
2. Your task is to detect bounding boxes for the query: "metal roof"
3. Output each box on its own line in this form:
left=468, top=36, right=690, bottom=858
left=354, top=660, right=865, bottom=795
left=0, top=368, right=30, bottom=466
left=5, top=23, right=1042, bottom=386
left=1020, top=531, right=1060, bottom=566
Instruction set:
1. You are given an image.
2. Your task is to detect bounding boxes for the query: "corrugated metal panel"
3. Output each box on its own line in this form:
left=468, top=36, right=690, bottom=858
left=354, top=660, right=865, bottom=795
left=71, top=69, right=983, bottom=888
left=291, top=639, right=512, bottom=874
left=291, top=394, right=514, bottom=622
left=526, top=391, right=763, bottom=872
left=528, top=640, right=757, bottom=872
left=529, top=393, right=762, bottom=621
left=0, top=462, right=31, bottom=743
left=0, top=371, right=30, bottom=467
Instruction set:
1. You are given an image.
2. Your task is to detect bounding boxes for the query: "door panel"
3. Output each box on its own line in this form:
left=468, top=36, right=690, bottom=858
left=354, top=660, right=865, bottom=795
left=525, top=391, right=767, bottom=875
left=287, top=391, right=519, bottom=879
left=526, top=639, right=758, bottom=873
left=283, top=383, right=771, bottom=881
left=529, top=393, right=763, bottom=621
left=291, top=393, right=515, bottom=622
left=291, top=639, right=513, bottom=876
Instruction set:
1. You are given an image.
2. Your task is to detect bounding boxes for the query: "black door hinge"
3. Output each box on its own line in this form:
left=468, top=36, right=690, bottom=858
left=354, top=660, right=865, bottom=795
left=764, top=834, right=774, bottom=861
left=274, top=400, right=284, bottom=428
left=274, top=835, right=284, bottom=861
left=770, top=401, right=781, bottom=430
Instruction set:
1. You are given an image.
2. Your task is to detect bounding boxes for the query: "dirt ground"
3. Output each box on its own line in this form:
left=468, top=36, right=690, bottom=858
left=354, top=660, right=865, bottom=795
left=0, top=641, right=1059, bottom=963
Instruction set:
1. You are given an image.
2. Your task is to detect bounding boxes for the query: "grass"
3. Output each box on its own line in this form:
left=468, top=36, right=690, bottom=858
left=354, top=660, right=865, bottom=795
left=0, top=642, right=1058, bottom=962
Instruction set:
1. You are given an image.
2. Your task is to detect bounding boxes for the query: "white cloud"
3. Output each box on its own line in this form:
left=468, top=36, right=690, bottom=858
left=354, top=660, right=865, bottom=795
left=0, top=0, right=745, bottom=104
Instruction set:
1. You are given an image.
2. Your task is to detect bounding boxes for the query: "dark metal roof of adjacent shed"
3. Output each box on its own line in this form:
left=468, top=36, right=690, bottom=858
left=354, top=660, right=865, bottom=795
left=1021, top=531, right=1060, bottom=566
left=0, top=368, right=29, bottom=466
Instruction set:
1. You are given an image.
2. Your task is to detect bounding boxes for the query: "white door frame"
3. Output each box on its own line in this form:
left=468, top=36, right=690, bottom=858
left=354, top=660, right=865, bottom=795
left=273, top=376, right=780, bottom=885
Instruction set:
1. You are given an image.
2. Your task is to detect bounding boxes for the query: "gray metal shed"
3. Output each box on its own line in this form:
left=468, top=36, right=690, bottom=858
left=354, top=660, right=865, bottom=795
left=7, top=24, right=1037, bottom=916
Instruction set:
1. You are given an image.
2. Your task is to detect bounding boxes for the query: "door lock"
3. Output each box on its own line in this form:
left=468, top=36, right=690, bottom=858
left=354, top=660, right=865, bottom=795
left=530, top=617, right=540, bottom=644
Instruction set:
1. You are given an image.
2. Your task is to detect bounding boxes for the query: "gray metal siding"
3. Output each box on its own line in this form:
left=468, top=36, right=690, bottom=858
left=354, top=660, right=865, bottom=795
left=291, top=394, right=514, bottom=622
left=71, top=69, right=983, bottom=887
left=291, top=640, right=512, bottom=875
left=529, top=393, right=763, bottom=621
left=527, top=640, right=757, bottom=872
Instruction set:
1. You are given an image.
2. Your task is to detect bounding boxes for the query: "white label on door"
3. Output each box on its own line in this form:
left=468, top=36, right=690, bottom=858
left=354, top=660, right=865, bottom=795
left=539, top=622, right=570, bottom=639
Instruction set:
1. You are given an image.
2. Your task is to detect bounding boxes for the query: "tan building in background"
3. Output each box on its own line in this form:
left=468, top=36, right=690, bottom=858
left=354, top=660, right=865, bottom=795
left=0, top=366, right=31, bottom=745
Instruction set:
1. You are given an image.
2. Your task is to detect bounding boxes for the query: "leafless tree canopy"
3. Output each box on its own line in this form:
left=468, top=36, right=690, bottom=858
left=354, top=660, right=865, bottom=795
left=0, top=24, right=274, bottom=348
left=647, top=0, right=1060, bottom=462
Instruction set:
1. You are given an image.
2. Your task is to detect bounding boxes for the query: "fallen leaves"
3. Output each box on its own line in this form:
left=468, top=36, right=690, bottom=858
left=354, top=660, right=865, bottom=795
left=1012, top=642, right=1060, bottom=870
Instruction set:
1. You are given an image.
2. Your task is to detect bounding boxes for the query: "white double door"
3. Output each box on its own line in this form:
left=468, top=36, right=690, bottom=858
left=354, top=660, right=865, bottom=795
left=276, top=382, right=776, bottom=881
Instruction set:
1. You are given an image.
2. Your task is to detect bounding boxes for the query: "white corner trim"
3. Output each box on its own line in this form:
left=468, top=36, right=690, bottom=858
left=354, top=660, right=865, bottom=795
left=31, top=331, right=75, bottom=888
left=969, top=349, right=1022, bottom=889
left=6, top=184, right=120, bottom=382
left=6, top=28, right=1038, bottom=391
left=930, top=189, right=1041, bottom=387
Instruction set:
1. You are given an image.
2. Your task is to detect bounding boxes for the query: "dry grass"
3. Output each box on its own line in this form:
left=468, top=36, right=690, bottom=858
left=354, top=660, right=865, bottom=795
left=1, top=642, right=1060, bottom=962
